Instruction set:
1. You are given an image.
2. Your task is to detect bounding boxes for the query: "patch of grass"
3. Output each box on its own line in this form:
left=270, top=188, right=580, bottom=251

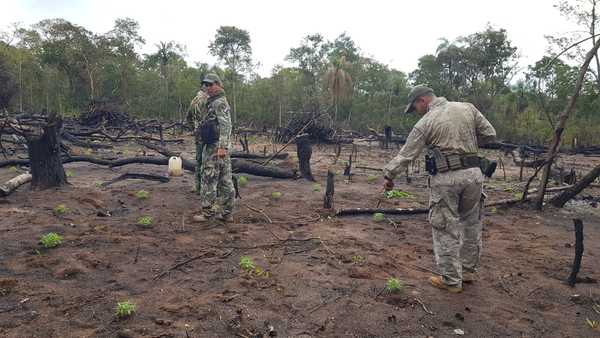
left=312, top=183, right=321, bottom=192
left=373, top=213, right=385, bottom=222
left=239, top=256, right=256, bottom=271
left=137, top=216, right=153, bottom=226
left=40, top=232, right=63, bottom=248
left=115, top=301, right=136, bottom=318
left=8, top=166, right=18, bottom=172
left=367, top=175, right=378, bottom=184
left=53, top=204, right=68, bottom=215
left=490, top=207, right=498, bottom=214
left=135, top=190, right=150, bottom=200
left=270, top=191, right=282, bottom=200
left=513, top=192, right=524, bottom=200
left=384, top=190, right=412, bottom=199
left=385, top=277, right=404, bottom=293
left=238, top=175, right=248, bottom=187
left=66, top=170, right=75, bottom=178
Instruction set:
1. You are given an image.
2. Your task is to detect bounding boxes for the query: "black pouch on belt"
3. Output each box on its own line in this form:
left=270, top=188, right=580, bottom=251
left=199, top=118, right=219, bottom=144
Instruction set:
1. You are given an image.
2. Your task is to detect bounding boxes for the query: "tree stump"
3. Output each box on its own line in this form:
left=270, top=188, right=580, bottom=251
left=25, top=115, right=68, bottom=190
left=296, top=133, right=314, bottom=181
left=383, top=126, right=392, bottom=149
left=324, top=170, right=335, bottom=209
left=567, top=219, right=584, bottom=287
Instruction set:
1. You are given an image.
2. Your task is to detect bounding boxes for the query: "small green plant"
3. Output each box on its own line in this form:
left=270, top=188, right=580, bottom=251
left=384, top=190, right=412, bottom=199
left=238, top=175, right=248, bottom=187
left=115, top=301, right=136, bottom=318
left=135, top=190, right=150, bottom=200
left=385, top=277, right=404, bottom=293
left=586, top=318, right=599, bottom=329
left=54, top=204, right=67, bottom=215
left=312, top=183, right=321, bottom=192
left=270, top=191, right=282, bottom=200
left=137, top=216, right=153, bottom=226
left=239, top=256, right=256, bottom=271
left=373, top=213, right=385, bottom=222
left=490, top=207, right=498, bottom=214
left=351, top=255, right=366, bottom=264
left=66, top=170, right=75, bottom=178
left=513, top=192, right=524, bottom=200
left=8, top=166, right=18, bottom=172
left=40, top=232, right=63, bottom=248
left=367, top=175, right=378, bottom=184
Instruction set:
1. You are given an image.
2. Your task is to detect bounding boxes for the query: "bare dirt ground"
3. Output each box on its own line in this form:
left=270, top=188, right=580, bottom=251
left=1, top=137, right=599, bottom=338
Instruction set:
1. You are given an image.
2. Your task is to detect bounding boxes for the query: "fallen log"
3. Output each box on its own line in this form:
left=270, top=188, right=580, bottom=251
left=0, top=173, right=32, bottom=197
left=0, top=155, right=297, bottom=179
left=101, top=172, right=170, bottom=187
left=336, top=207, right=429, bottom=216
left=61, top=131, right=113, bottom=149
left=550, top=164, right=600, bottom=208
left=230, top=152, right=288, bottom=160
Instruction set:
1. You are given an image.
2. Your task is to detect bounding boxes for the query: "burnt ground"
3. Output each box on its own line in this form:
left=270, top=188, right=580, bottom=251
left=1, top=137, right=599, bottom=338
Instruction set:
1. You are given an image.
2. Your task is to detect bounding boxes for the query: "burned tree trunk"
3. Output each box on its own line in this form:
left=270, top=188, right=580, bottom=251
left=25, top=115, right=68, bottom=190
left=383, top=126, right=392, bottom=149
left=324, top=170, right=335, bottom=209
left=567, top=219, right=584, bottom=287
left=296, top=133, right=314, bottom=181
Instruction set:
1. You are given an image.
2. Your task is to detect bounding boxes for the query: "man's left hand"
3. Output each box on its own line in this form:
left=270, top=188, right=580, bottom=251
left=217, top=148, right=227, bottom=159
left=383, top=178, right=394, bottom=191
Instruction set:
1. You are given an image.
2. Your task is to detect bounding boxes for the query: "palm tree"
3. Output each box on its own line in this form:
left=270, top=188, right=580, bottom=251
left=324, top=56, right=352, bottom=121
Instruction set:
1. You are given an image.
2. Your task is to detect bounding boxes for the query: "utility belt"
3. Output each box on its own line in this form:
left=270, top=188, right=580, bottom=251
left=425, top=149, right=496, bottom=177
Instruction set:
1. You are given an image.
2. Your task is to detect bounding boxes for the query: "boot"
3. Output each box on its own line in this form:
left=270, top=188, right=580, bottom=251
left=429, top=276, right=463, bottom=293
left=217, top=213, right=234, bottom=223
left=192, top=214, right=213, bottom=223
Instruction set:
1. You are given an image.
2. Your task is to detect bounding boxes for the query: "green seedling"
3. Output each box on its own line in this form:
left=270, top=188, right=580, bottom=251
left=586, top=318, right=599, bottom=329
left=54, top=204, right=67, bottom=215
left=385, top=277, right=404, bottom=293
left=238, top=175, right=248, bottom=187
left=239, top=256, right=256, bottom=271
left=367, top=175, right=378, bottom=184
left=384, top=190, right=412, bottom=199
left=270, top=191, right=282, bottom=200
left=40, top=232, right=63, bottom=248
left=137, top=216, right=153, bottom=226
left=115, top=301, right=136, bottom=318
left=490, top=207, right=498, bottom=214
left=8, top=166, right=18, bottom=172
left=66, top=170, right=75, bottom=178
left=513, top=192, right=524, bottom=200
left=351, top=255, right=366, bottom=264
left=312, top=184, right=321, bottom=192
left=373, top=213, right=385, bottom=222
left=135, top=190, right=150, bottom=200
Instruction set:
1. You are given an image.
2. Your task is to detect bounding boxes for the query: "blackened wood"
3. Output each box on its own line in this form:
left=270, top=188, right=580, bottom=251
left=324, top=170, right=335, bottom=209
left=567, top=219, right=584, bottom=287
left=25, top=115, right=67, bottom=190
left=551, top=164, right=600, bottom=207
left=296, top=133, right=314, bottom=181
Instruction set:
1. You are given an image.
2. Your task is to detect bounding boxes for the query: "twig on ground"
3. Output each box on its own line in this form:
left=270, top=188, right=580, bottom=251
left=414, top=297, right=434, bottom=315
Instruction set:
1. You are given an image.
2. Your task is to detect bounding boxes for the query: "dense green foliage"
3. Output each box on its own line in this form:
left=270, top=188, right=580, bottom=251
left=1, top=6, right=599, bottom=145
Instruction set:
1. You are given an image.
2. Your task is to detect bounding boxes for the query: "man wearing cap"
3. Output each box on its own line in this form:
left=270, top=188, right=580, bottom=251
left=193, top=73, right=235, bottom=223
left=382, top=85, right=496, bottom=293
left=187, top=88, right=209, bottom=193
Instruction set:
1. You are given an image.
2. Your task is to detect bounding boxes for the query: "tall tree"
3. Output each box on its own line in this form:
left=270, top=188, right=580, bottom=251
left=209, top=26, right=253, bottom=124
left=324, top=56, right=352, bottom=121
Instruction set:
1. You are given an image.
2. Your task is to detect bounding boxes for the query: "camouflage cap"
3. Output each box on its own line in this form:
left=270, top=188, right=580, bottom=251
left=202, top=73, right=222, bottom=85
left=404, top=85, right=434, bottom=114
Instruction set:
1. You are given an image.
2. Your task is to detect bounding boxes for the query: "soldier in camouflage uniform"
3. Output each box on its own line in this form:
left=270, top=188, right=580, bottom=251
left=193, top=73, right=235, bottom=223
left=383, top=85, right=496, bottom=293
left=187, top=89, right=209, bottom=193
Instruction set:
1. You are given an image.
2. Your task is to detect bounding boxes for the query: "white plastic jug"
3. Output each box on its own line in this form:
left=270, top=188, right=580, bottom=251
left=168, top=156, right=183, bottom=177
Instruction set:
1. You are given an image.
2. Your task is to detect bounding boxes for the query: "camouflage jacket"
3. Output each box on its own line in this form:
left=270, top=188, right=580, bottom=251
left=187, top=90, right=209, bottom=130
left=383, top=97, right=496, bottom=179
left=205, top=92, right=232, bottom=149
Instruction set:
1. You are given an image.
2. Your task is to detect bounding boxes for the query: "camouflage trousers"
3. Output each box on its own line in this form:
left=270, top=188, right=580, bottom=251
left=199, top=144, right=234, bottom=217
left=195, top=142, right=203, bottom=193
left=429, top=167, right=485, bottom=287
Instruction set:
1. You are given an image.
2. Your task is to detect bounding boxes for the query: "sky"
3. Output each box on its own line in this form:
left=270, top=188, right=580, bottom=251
left=1, top=0, right=583, bottom=77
